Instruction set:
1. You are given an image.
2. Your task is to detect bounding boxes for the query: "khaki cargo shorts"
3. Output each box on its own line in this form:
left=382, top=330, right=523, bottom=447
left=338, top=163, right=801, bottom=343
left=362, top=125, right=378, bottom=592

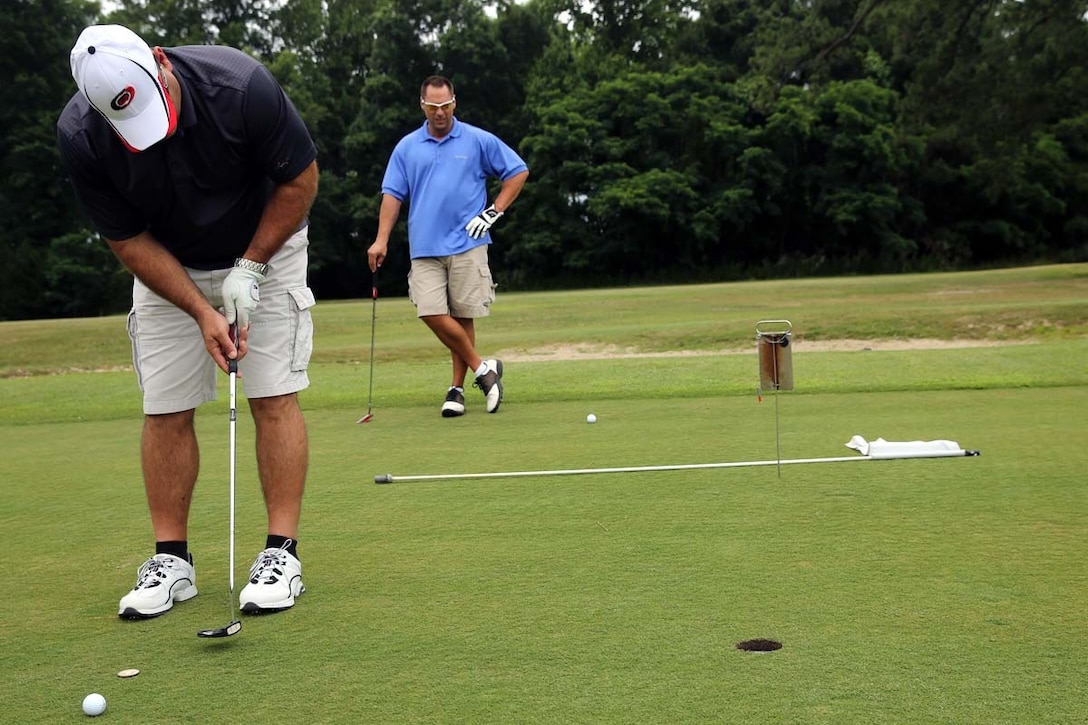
left=126, top=228, right=315, bottom=415
left=408, top=244, right=495, bottom=318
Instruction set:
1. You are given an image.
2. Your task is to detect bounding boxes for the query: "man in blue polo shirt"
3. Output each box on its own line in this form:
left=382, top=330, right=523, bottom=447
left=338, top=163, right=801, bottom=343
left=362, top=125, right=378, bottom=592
left=368, top=75, right=529, bottom=417
left=58, top=24, right=317, bottom=620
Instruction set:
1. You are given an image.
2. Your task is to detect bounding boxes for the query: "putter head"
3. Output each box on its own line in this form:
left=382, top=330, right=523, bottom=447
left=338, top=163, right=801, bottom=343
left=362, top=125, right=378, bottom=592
left=357, top=412, right=373, bottom=424
left=197, top=620, right=242, bottom=638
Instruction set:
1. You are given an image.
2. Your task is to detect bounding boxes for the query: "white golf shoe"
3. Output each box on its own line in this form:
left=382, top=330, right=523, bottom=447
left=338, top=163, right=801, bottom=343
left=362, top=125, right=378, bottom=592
left=473, top=359, right=504, bottom=413
left=239, top=544, right=304, bottom=614
left=441, top=387, right=466, bottom=417
left=118, top=554, right=197, bottom=619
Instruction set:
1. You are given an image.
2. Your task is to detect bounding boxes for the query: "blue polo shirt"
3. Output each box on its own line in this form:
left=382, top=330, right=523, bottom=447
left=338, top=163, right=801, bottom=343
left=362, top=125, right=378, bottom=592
left=381, top=118, right=527, bottom=258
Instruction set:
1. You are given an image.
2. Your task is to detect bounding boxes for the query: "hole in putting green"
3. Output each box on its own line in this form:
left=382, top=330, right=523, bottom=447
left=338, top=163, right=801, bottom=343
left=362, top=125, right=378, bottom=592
left=735, top=638, right=782, bottom=652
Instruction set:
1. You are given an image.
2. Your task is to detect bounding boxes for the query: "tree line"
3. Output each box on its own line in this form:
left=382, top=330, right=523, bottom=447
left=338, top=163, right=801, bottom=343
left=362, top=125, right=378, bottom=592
left=2, top=0, right=1086, bottom=320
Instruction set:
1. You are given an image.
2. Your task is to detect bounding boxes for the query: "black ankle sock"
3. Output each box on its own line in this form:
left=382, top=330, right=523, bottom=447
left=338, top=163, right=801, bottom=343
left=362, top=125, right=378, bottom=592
left=266, top=535, right=298, bottom=560
left=156, top=540, right=189, bottom=562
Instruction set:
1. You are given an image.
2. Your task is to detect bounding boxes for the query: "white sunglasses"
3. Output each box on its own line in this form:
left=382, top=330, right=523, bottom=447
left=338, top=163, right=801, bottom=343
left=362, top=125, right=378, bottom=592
left=420, top=97, right=455, bottom=112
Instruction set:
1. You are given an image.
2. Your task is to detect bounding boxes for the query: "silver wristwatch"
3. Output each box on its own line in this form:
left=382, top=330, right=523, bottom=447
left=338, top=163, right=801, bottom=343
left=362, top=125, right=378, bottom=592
left=234, top=257, right=269, bottom=276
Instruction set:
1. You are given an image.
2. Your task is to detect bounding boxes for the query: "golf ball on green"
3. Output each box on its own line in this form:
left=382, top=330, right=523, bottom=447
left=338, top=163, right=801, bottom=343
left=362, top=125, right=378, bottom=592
left=82, top=693, right=106, bottom=716
left=586, top=413, right=597, bottom=424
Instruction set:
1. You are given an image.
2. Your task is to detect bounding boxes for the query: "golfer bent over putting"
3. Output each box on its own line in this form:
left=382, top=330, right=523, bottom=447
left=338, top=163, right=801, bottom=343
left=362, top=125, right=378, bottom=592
left=57, top=24, right=318, bottom=619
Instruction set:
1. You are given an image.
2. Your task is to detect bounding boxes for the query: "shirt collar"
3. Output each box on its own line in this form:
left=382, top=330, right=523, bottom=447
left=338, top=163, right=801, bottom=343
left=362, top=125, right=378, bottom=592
left=174, top=70, right=197, bottom=132
left=418, top=116, right=459, bottom=142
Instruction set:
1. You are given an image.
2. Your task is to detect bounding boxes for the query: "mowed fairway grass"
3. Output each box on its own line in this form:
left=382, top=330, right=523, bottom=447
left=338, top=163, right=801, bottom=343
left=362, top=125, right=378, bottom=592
left=1, top=264, right=1086, bottom=724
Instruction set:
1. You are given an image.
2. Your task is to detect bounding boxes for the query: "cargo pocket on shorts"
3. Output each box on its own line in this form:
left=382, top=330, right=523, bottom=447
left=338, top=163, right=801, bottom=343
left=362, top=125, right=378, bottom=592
left=126, top=309, right=145, bottom=391
left=480, top=265, right=496, bottom=310
left=288, top=287, right=316, bottom=371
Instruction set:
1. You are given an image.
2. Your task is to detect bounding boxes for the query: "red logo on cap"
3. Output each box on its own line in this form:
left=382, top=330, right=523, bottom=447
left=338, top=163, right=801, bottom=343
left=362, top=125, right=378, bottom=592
left=110, top=86, right=137, bottom=111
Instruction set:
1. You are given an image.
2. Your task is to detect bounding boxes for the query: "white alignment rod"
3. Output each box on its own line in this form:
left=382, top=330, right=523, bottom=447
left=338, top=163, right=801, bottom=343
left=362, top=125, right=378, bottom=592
left=375, top=449, right=978, bottom=483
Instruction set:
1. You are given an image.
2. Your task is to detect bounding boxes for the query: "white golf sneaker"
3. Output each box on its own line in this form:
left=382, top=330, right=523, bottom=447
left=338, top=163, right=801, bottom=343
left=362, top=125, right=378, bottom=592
left=239, top=544, right=304, bottom=614
left=473, top=359, right=504, bottom=413
left=118, top=554, right=198, bottom=619
left=441, top=387, right=466, bottom=417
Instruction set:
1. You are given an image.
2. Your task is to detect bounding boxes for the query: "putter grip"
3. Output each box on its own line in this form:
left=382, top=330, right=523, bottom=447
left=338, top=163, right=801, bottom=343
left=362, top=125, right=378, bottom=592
left=228, top=325, right=240, bottom=373
left=375, top=474, right=393, bottom=484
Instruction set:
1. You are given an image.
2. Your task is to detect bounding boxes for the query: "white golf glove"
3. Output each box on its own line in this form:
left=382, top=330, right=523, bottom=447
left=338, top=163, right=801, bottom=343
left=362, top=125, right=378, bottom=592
left=465, top=204, right=503, bottom=239
left=221, top=264, right=265, bottom=329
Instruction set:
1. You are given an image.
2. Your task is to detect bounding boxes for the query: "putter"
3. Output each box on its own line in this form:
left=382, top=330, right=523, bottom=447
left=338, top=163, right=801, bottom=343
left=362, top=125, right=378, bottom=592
left=198, top=326, right=243, bottom=638
left=357, top=268, right=379, bottom=424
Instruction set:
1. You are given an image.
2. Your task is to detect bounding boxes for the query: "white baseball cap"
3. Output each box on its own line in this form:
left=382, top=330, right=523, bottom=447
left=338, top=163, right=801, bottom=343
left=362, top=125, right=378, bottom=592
left=70, top=25, right=177, bottom=151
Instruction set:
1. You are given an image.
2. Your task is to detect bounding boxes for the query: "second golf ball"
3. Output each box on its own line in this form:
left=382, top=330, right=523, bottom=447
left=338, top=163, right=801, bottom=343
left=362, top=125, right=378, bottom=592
left=586, top=413, right=597, bottom=424
left=82, top=693, right=107, bottom=716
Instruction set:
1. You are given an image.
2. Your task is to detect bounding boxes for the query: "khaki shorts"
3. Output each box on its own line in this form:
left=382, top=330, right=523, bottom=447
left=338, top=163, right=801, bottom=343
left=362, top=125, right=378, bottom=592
left=408, top=244, right=496, bottom=318
left=126, top=228, right=316, bottom=415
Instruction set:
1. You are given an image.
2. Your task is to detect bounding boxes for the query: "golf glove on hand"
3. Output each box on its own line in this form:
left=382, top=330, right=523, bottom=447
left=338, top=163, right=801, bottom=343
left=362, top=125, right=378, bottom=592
left=221, top=264, right=265, bottom=329
left=465, top=204, right=503, bottom=239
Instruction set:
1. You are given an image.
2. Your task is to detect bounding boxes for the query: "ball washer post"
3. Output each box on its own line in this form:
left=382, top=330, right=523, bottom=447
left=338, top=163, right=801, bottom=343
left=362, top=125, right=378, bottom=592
left=756, top=319, right=793, bottom=479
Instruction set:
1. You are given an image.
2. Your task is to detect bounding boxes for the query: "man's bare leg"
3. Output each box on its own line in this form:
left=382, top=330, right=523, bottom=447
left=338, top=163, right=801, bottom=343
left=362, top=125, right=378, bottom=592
left=142, top=410, right=198, bottom=542
left=235, top=392, right=307, bottom=614
left=423, top=314, right=483, bottom=379
left=423, top=313, right=502, bottom=413
left=449, top=317, right=476, bottom=387
left=118, top=410, right=200, bottom=619
left=249, top=393, right=308, bottom=538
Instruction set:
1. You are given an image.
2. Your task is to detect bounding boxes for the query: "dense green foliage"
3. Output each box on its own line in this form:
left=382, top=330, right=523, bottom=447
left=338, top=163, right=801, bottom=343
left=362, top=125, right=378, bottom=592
left=2, top=0, right=1086, bottom=319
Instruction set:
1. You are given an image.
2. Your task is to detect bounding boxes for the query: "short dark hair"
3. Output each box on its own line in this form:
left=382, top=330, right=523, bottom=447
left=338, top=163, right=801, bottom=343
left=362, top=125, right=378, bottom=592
left=420, top=75, right=454, bottom=98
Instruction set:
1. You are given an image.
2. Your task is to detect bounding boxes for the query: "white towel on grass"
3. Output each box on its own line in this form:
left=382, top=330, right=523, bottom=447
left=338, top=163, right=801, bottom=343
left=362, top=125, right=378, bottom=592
left=846, top=435, right=964, bottom=459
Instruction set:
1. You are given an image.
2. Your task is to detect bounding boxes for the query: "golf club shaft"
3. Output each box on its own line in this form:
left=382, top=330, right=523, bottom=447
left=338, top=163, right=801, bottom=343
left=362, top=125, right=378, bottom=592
left=358, top=270, right=378, bottom=423
left=228, top=356, right=237, bottom=602
left=375, top=449, right=979, bottom=483
left=367, top=277, right=377, bottom=410
left=196, top=330, right=244, bottom=638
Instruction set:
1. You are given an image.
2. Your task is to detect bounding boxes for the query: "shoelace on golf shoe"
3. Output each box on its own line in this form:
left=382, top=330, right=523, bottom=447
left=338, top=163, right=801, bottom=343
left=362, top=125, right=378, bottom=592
left=248, top=542, right=294, bottom=584
left=133, top=557, right=170, bottom=590
left=472, top=372, right=493, bottom=393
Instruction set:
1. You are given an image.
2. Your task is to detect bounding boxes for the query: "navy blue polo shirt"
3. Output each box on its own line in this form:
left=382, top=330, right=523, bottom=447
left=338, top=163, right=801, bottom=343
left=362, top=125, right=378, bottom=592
left=57, top=45, right=317, bottom=270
